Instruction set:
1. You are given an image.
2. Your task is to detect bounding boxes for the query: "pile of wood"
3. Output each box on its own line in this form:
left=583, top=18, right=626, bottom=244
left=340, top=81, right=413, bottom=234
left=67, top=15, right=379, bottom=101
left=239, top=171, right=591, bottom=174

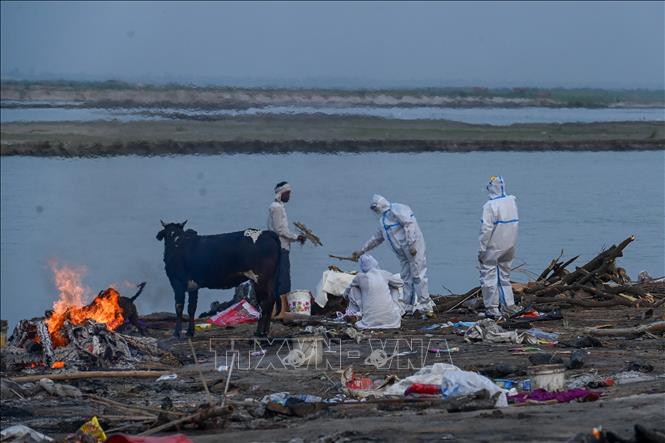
left=519, top=235, right=665, bottom=308
left=435, top=235, right=664, bottom=313
left=1, top=318, right=181, bottom=373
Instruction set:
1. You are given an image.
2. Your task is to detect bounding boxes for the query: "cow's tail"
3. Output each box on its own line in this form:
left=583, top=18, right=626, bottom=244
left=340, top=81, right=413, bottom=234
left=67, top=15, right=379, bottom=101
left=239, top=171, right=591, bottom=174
left=131, top=282, right=147, bottom=302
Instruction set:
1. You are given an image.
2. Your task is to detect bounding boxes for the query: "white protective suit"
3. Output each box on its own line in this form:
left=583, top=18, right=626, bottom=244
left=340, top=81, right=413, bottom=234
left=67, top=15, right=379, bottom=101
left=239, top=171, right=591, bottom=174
left=478, top=176, right=519, bottom=314
left=359, top=195, right=434, bottom=313
left=344, top=255, right=404, bottom=329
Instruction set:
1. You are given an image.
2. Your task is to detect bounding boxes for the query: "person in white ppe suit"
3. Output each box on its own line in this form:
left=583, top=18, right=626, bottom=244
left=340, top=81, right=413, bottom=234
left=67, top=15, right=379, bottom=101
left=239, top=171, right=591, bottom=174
left=353, top=195, right=434, bottom=315
left=267, top=181, right=305, bottom=306
left=344, top=254, right=404, bottom=329
left=478, top=176, right=519, bottom=318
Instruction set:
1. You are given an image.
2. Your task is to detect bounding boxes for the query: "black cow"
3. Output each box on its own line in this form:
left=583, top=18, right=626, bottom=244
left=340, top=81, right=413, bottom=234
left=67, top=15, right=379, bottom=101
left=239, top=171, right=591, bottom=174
left=156, top=220, right=281, bottom=337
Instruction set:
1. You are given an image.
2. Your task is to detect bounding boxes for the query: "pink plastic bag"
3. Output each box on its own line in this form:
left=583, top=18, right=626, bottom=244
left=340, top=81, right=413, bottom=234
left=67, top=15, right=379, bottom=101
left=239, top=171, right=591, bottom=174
left=208, top=300, right=260, bottom=327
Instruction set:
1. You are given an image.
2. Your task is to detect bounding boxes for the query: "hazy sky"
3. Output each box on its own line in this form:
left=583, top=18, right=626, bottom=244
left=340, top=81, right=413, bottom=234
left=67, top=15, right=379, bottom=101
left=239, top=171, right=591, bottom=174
left=1, top=1, right=664, bottom=88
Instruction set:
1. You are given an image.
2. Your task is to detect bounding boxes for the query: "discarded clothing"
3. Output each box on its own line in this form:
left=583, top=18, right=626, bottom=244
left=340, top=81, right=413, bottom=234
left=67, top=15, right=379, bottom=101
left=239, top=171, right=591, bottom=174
left=464, top=319, right=539, bottom=344
left=344, top=255, right=404, bottom=329
left=508, top=388, right=600, bottom=404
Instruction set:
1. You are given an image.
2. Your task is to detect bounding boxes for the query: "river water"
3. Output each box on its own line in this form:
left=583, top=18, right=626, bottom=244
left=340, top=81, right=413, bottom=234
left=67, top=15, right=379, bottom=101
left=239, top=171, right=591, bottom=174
left=2, top=105, right=664, bottom=125
left=1, top=152, right=663, bottom=326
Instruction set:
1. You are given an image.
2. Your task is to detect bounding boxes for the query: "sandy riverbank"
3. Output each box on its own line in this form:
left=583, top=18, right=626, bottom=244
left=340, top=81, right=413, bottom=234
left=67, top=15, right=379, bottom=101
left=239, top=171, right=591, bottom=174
left=3, top=81, right=664, bottom=109
left=1, top=116, right=663, bottom=156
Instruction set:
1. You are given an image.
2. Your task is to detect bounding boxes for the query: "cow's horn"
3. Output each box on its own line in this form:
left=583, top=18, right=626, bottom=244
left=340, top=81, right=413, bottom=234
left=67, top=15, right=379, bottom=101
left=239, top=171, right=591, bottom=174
left=160, top=219, right=166, bottom=227
left=182, top=220, right=188, bottom=227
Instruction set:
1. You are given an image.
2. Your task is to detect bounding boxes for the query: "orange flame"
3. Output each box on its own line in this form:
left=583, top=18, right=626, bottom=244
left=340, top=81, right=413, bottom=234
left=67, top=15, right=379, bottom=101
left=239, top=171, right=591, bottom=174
left=46, top=261, right=124, bottom=347
left=51, top=361, right=65, bottom=369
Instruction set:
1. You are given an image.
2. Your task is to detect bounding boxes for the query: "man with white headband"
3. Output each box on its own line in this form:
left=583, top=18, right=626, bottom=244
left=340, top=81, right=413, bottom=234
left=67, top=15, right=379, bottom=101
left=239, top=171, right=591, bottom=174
left=267, top=181, right=305, bottom=303
left=352, top=194, right=434, bottom=316
left=478, top=176, right=520, bottom=319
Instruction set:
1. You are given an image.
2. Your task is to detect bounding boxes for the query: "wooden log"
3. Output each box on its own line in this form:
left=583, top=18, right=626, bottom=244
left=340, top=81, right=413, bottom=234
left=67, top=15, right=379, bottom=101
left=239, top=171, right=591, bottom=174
left=139, top=404, right=233, bottom=436
left=537, top=252, right=563, bottom=282
left=524, top=295, right=634, bottom=308
left=561, top=235, right=635, bottom=285
left=586, top=321, right=665, bottom=337
left=435, top=287, right=481, bottom=313
left=546, top=255, right=580, bottom=283
left=8, top=370, right=171, bottom=383
left=87, top=394, right=186, bottom=417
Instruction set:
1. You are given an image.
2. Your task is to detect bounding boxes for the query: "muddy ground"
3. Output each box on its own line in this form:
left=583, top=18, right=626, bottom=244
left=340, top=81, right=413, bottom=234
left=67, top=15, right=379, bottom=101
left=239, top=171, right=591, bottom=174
left=2, top=117, right=663, bottom=156
left=1, top=301, right=664, bottom=442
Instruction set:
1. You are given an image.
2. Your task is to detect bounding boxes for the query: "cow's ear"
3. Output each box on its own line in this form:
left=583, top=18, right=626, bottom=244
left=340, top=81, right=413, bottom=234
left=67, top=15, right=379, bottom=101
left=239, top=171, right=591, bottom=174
left=156, top=230, right=165, bottom=241
left=160, top=219, right=166, bottom=228
left=181, top=220, right=188, bottom=228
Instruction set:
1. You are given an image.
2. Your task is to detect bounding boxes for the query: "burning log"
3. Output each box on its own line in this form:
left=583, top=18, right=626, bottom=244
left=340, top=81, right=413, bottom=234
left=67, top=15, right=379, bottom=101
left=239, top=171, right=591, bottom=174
left=47, top=287, right=125, bottom=347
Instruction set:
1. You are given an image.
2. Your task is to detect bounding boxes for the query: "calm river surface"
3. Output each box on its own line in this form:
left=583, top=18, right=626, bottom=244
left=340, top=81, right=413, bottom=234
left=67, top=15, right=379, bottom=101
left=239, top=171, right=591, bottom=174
left=1, top=152, right=663, bottom=325
left=2, top=105, right=664, bottom=125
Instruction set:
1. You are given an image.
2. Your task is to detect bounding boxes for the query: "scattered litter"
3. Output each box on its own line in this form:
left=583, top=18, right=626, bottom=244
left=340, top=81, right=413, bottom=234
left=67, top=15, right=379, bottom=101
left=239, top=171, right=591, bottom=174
left=208, top=300, right=260, bottom=327
left=38, top=378, right=82, bottom=398
left=509, top=387, right=600, bottom=404
left=624, top=361, right=654, bottom=373
left=0, top=425, right=54, bottom=442
left=529, top=364, right=566, bottom=391
left=69, top=416, right=106, bottom=443
left=494, top=379, right=531, bottom=391
left=216, top=365, right=228, bottom=372
left=612, top=370, right=659, bottom=385
left=560, top=336, right=603, bottom=349
left=106, top=435, right=193, bottom=443
left=567, top=349, right=586, bottom=369
left=525, top=328, right=560, bottom=342
left=528, top=353, right=564, bottom=366
left=465, top=319, right=548, bottom=344
left=261, top=392, right=322, bottom=405
left=384, top=363, right=508, bottom=407
left=404, top=383, right=441, bottom=395
left=428, top=347, right=460, bottom=354
left=156, top=373, right=178, bottom=382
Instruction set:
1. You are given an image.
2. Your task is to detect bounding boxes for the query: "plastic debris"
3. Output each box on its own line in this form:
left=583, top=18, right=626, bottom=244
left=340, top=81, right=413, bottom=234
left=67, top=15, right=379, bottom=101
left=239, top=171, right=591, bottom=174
left=494, top=379, right=531, bottom=391
left=0, top=425, right=54, bottom=443
left=156, top=373, right=178, bottom=382
left=75, top=416, right=106, bottom=443
left=404, top=383, right=441, bottom=395
left=208, top=300, right=260, bottom=327
left=384, top=363, right=508, bottom=407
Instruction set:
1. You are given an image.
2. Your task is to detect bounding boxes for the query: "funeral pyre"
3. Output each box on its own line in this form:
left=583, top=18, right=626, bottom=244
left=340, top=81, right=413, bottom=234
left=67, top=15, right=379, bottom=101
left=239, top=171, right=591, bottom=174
left=1, top=262, right=179, bottom=372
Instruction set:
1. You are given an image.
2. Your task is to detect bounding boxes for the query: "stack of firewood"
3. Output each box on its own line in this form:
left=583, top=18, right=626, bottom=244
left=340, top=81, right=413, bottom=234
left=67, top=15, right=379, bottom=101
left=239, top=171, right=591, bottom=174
left=519, top=235, right=664, bottom=308
left=435, top=235, right=664, bottom=313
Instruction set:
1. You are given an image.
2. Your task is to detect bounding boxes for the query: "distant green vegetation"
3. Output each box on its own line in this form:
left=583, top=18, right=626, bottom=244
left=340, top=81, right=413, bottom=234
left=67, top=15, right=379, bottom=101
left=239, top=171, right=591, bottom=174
left=1, top=79, right=663, bottom=107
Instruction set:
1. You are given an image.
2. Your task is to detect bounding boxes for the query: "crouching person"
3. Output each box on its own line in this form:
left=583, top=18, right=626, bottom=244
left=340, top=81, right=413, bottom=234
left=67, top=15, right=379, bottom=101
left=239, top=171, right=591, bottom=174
left=344, top=254, right=404, bottom=329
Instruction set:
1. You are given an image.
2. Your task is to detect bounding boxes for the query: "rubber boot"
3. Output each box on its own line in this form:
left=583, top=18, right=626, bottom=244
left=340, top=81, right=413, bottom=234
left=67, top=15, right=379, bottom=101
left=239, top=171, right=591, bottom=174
left=174, top=303, right=184, bottom=338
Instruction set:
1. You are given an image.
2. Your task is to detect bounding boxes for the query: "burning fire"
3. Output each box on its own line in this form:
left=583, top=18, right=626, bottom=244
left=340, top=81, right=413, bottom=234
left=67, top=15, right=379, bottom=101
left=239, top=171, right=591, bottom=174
left=46, top=261, right=124, bottom=347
